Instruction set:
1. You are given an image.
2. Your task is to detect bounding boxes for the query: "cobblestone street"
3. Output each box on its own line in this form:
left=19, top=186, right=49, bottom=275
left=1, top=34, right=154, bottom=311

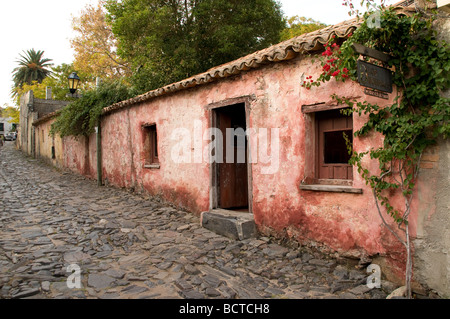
left=0, top=141, right=396, bottom=299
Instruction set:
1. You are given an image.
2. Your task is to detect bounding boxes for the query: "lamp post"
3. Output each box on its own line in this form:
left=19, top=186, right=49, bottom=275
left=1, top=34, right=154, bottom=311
left=68, top=72, right=81, bottom=97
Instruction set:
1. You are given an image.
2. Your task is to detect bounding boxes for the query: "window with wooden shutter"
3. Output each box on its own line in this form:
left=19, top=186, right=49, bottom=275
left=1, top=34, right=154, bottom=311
left=316, top=109, right=353, bottom=181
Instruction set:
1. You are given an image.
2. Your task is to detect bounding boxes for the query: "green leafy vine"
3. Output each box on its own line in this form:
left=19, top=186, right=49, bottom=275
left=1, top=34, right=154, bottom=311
left=50, top=80, right=133, bottom=138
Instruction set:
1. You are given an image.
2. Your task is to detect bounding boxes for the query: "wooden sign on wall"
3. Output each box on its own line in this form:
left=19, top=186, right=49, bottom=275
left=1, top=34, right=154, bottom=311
left=357, top=60, right=393, bottom=93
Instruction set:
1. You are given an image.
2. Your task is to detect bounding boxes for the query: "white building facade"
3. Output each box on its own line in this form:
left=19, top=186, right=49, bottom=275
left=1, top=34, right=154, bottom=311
left=0, top=117, right=17, bottom=137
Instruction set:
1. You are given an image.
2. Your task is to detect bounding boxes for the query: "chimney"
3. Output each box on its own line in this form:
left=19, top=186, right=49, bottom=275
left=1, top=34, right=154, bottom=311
left=46, top=86, right=52, bottom=100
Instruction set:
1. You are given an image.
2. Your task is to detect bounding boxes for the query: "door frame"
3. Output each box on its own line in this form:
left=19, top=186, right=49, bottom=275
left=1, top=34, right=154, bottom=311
left=206, top=95, right=254, bottom=214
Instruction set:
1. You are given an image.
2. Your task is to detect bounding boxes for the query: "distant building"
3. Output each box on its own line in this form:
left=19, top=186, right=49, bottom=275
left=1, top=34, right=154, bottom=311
left=0, top=117, right=17, bottom=138
left=17, top=87, right=69, bottom=160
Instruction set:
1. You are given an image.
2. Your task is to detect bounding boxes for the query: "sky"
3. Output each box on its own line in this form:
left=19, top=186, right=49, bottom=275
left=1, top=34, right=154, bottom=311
left=0, top=0, right=397, bottom=108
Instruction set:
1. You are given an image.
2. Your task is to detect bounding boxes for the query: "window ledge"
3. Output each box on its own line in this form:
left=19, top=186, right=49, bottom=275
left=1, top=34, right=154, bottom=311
left=144, top=164, right=160, bottom=169
left=299, top=184, right=362, bottom=194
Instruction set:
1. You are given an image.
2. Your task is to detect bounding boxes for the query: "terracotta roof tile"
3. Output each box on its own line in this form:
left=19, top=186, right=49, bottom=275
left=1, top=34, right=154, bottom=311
left=32, top=109, right=62, bottom=126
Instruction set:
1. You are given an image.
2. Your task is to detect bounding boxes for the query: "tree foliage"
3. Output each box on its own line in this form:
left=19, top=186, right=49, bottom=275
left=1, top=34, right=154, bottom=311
left=1, top=106, right=20, bottom=124
left=105, top=0, right=286, bottom=94
left=11, top=49, right=53, bottom=97
left=71, top=0, right=132, bottom=81
left=280, top=16, right=327, bottom=41
left=53, top=0, right=286, bottom=138
left=12, top=64, right=93, bottom=105
left=50, top=80, right=133, bottom=138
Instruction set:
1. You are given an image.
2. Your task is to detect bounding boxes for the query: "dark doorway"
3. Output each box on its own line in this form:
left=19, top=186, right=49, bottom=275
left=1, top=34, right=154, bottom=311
left=214, top=103, right=249, bottom=211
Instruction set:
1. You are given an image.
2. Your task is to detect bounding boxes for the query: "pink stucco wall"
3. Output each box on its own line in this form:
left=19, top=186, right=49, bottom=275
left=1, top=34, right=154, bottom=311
left=240, top=58, right=398, bottom=255
left=63, top=134, right=97, bottom=179
left=62, top=54, right=422, bottom=280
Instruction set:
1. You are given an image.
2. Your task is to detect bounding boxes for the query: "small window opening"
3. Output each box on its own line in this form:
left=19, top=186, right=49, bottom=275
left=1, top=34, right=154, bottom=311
left=316, top=109, right=353, bottom=181
left=323, top=130, right=352, bottom=164
left=143, top=124, right=159, bottom=167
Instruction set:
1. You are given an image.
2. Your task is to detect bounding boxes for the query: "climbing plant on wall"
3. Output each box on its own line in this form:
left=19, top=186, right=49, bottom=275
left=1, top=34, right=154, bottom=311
left=50, top=80, right=133, bottom=138
left=303, top=6, right=449, bottom=298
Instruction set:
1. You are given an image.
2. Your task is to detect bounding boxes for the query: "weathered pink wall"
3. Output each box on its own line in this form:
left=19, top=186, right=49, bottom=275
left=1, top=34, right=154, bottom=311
left=61, top=54, right=427, bottom=281
left=100, top=93, right=212, bottom=213
left=63, top=134, right=97, bottom=179
left=245, top=59, right=397, bottom=254
left=244, top=58, right=410, bottom=278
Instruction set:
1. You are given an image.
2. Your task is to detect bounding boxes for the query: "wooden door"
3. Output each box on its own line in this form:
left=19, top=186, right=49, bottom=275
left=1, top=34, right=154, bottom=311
left=217, top=105, right=248, bottom=209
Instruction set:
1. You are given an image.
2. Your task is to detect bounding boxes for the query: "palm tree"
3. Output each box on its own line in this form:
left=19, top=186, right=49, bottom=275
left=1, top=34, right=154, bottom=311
left=11, top=49, right=53, bottom=89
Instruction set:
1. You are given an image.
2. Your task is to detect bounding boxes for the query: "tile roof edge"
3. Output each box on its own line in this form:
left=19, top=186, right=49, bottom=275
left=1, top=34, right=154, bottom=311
left=32, top=109, right=62, bottom=126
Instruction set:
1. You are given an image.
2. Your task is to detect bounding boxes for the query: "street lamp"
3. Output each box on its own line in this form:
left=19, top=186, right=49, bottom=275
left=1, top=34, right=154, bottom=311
left=68, top=72, right=81, bottom=96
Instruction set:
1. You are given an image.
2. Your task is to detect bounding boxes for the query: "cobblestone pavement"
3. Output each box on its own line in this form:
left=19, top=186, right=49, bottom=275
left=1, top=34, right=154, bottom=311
left=0, top=142, right=398, bottom=299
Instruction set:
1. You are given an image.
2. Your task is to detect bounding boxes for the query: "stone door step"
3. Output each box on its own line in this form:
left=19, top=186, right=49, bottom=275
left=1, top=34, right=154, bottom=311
left=201, top=209, right=257, bottom=240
